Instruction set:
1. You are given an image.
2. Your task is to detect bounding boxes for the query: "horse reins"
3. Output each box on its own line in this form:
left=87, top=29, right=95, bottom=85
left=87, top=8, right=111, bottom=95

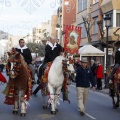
left=6, top=58, right=22, bottom=76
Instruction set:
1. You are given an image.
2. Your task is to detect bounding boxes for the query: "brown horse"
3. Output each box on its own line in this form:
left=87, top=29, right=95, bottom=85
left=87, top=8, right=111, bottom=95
left=107, top=65, right=120, bottom=109
left=3, top=49, right=32, bottom=116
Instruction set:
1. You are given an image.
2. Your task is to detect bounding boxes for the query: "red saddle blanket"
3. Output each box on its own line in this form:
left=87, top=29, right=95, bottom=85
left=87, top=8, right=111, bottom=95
left=40, top=62, right=52, bottom=90
left=0, top=72, right=7, bottom=83
left=114, top=67, right=120, bottom=83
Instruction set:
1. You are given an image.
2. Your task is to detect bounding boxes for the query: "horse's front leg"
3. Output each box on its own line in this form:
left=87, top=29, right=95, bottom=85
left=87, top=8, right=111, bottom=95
left=54, top=86, right=62, bottom=113
left=115, top=94, right=120, bottom=108
left=13, top=91, right=19, bottom=114
left=41, top=88, right=47, bottom=109
left=110, top=89, right=116, bottom=109
left=48, top=83, right=56, bottom=114
left=20, top=90, right=26, bottom=116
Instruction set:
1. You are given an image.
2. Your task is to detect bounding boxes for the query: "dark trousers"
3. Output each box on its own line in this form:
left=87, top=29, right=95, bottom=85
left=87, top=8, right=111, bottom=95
left=34, top=62, right=46, bottom=94
left=97, top=78, right=102, bottom=90
left=33, top=85, right=40, bottom=95
left=38, top=62, right=46, bottom=79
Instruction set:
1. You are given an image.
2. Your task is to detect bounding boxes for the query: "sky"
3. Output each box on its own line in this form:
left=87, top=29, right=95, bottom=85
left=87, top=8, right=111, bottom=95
left=0, top=0, right=60, bottom=36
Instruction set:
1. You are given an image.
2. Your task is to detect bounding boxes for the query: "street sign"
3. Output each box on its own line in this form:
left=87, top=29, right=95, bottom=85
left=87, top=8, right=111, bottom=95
left=104, top=48, right=113, bottom=55
left=108, top=48, right=113, bottom=55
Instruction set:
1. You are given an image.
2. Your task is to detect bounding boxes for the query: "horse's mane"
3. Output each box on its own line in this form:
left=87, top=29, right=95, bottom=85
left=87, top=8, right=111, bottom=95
left=19, top=54, right=27, bottom=68
left=53, top=56, right=65, bottom=63
left=50, top=56, right=65, bottom=72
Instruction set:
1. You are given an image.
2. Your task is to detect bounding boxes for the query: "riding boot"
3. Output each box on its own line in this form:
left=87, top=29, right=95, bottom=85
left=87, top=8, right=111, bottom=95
left=37, top=78, right=40, bottom=84
left=33, top=86, right=40, bottom=95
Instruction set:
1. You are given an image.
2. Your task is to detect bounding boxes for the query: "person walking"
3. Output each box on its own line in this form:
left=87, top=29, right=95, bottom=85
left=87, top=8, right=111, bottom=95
left=96, top=61, right=103, bottom=90
left=75, top=58, right=96, bottom=116
left=90, top=60, right=97, bottom=77
left=33, top=36, right=63, bottom=96
left=90, top=59, right=97, bottom=87
left=16, top=39, right=35, bottom=83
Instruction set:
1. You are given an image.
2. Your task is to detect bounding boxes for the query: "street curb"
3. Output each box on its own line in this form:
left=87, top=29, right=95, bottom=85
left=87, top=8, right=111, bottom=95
left=95, top=89, right=109, bottom=95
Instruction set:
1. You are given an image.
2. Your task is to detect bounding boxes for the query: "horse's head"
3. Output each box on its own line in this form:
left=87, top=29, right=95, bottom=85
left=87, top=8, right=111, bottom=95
left=6, top=51, right=22, bottom=79
left=67, top=57, right=75, bottom=73
left=62, top=57, right=75, bottom=84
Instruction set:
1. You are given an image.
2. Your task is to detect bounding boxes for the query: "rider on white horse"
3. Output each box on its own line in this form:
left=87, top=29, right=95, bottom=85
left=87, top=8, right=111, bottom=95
left=33, top=36, right=63, bottom=95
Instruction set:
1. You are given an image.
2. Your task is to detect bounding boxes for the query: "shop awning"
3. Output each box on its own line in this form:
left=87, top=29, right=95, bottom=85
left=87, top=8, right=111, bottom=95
left=79, top=44, right=105, bottom=56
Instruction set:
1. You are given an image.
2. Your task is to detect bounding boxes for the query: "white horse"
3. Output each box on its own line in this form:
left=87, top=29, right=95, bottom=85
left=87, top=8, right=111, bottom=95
left=42, top=56, right=75, bottom=114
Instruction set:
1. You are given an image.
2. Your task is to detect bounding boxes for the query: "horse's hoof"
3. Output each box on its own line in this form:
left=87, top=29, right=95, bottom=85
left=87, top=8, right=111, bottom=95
left=43, top=105, right=47, bottom=109
left=51, top=111, right=56, bottom=115
left=20, top=113, right=26, bottom=117
left=55, top=109, right=58, bottom=112
left=13, top=111, right=18, bottom=114
left=113, top=105, right=117, bottom=109
left=115, top=104, right=119, bottom=108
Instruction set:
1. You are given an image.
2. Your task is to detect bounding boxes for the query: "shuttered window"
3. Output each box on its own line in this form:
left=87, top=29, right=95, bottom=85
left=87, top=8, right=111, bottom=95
left=78, top=0, right=87, bottom=13
left=116, top=13, right=120, bottom=27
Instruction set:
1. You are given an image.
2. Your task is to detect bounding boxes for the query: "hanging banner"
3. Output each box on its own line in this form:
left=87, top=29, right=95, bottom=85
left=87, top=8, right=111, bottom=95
left=64, top=25, right=82, bottom=54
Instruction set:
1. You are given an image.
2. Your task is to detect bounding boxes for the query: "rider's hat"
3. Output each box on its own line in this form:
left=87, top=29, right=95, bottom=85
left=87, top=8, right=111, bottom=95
left=81, top=58, right=88, bottom=63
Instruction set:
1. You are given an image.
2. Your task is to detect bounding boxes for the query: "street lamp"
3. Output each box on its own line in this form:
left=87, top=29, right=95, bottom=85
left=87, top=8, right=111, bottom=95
left=104, top=14, right=111, bottom=88
left=35, top=46, right=38, bottom=58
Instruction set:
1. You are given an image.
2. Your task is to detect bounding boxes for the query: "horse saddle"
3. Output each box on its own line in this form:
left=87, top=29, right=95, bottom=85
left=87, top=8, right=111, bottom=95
left=41, top=62, right=52, bottom=84
left=41, top=63, right=48, bottom=76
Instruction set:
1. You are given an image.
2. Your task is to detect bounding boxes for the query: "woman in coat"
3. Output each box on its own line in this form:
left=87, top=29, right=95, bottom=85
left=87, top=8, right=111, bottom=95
left=96, top=61, right=103, bottom=90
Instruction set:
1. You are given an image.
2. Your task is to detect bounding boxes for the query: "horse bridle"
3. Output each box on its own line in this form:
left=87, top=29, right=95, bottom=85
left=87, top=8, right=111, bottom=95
left=62, top=58, right=75, bottom=77
left=6, top=58, right=22, bottom=76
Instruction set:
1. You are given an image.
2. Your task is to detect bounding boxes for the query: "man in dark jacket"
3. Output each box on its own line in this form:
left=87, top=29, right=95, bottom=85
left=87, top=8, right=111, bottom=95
left=75, top=58, right=96, bottom=116
left=90, top=60, right=97, bottom=77
left=33, top=36, right=62, bottom=95
left=110, top=48, right=120, bottom=82
left=16, top=39, right=35, bottom=82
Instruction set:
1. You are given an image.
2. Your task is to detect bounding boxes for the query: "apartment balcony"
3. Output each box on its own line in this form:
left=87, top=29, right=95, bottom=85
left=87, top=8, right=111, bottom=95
left=103, top=27, right=120, bottom=42
left=101, top=0, right=120, bottom=13
left=91, top=2, right=100, bottom=18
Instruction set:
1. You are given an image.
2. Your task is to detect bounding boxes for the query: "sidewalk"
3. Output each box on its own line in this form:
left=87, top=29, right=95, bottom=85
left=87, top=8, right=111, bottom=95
left=99, top=79, right=109, bottom=95
left=96, top=88, right=109, bottom=95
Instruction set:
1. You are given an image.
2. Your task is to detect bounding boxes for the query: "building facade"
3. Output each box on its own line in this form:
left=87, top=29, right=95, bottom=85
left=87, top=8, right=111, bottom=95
left=57, top=0, right=76, bottom=46
left=101, top=0, right=120, bottom=64
left=76, top=0, right=103, bottom=47
left=76, top=0, right=120, bottom=65
left=33, top=20, right=52, bottom=43
left=51, top=10, right=58, bottom=38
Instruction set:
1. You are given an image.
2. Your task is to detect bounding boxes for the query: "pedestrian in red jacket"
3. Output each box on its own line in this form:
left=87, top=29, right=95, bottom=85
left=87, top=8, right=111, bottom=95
left=96, top=61, right=103, bottom=90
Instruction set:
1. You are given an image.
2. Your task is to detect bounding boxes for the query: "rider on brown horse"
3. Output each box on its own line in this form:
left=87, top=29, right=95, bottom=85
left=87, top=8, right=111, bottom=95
left=16, top=39, right=35, bottom=84
left=110, top=48, right=120, bottom=83
left=109, top=48, right=120, bottom=109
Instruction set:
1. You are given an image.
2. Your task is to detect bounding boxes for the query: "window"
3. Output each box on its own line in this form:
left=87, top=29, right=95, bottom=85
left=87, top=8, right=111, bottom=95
left=78, top=0, right=87, bottom=13
left=116, top=13, right=120, bottom=27
left=78, top=0, right=82, bottom=12
left=78, top=23, right=87, bottom=38
left=83, top=0, right=87, bottom=10
left=93, top=17, right=98, bottom=34
left=93, top=0, right=99, bottom=4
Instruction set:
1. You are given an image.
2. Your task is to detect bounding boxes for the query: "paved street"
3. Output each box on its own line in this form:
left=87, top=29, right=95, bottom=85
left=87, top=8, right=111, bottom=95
left=0, top=70, right=120, bottom=120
